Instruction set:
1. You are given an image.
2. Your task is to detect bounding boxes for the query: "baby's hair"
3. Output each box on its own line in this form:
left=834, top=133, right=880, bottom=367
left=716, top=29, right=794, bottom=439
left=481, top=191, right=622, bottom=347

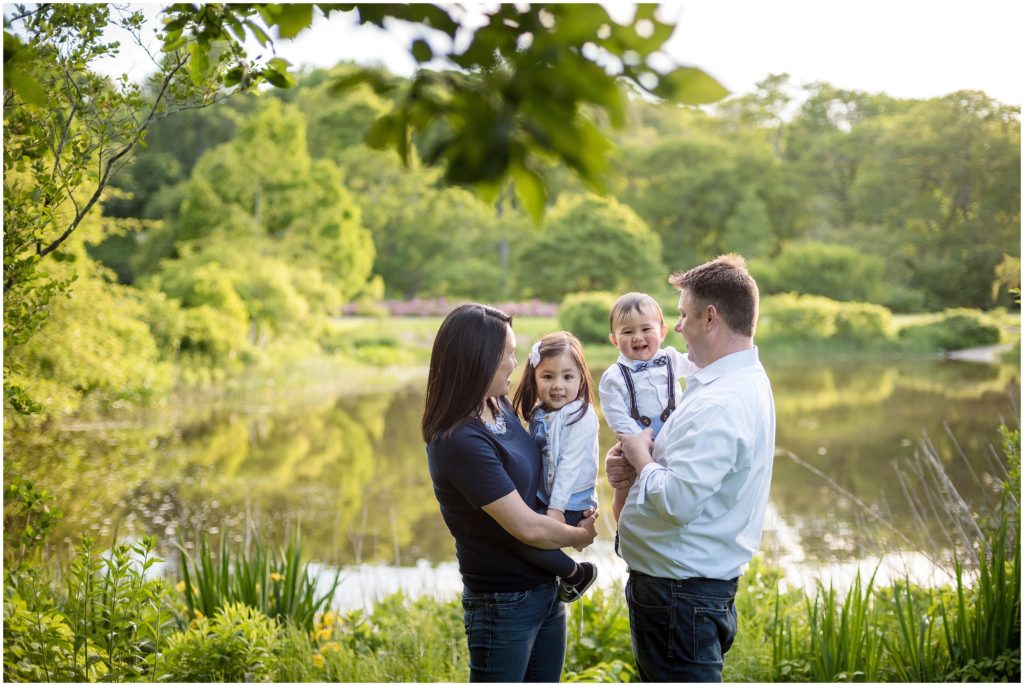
left=609, top=292, right=665, bottom=332
left=512, top=330, right=594, bottom=425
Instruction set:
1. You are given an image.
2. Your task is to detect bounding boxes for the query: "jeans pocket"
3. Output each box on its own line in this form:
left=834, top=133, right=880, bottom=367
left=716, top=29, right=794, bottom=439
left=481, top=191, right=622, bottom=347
left=677, top=598, right=737, bottom=665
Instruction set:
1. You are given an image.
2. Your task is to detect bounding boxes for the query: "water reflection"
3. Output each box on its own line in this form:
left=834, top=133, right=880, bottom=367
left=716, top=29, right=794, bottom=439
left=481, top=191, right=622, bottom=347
left=4, top=357, right=1018, bottom=586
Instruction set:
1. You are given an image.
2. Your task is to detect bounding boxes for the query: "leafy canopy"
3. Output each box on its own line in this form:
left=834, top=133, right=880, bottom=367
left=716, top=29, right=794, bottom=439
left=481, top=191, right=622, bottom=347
left=158, top=3, right=728, bottom=222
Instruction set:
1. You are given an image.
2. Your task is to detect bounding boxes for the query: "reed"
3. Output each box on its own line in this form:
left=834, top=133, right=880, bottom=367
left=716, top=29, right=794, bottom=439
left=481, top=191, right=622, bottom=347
left=805, top=569, right=884, bottom=682
left=177, top=532, right=339, bottom=632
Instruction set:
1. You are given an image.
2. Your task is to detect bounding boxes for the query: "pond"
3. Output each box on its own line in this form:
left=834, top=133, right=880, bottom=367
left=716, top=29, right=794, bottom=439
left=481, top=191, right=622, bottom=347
left=5, top=356, right=1018, bottom=610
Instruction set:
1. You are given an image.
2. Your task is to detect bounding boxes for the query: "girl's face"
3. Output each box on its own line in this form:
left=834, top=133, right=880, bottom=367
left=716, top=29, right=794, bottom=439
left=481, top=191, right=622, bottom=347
left=485, top=325, right=517, bottom=400
left=534, top=351, right=582, bottom=411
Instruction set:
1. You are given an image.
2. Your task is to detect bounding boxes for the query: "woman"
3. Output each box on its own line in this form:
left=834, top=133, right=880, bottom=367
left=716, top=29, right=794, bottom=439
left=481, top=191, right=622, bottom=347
left=423, top=303, right=598, bottom=682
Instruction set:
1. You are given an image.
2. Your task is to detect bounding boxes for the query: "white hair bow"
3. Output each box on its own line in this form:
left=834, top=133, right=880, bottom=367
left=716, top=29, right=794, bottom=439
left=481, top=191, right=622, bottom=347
left=528, top=340, right=542, bottom=368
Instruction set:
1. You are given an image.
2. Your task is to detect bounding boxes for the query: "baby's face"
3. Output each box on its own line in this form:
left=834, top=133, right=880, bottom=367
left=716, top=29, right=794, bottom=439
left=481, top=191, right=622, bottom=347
left=608, top=308, right=667, bottom=362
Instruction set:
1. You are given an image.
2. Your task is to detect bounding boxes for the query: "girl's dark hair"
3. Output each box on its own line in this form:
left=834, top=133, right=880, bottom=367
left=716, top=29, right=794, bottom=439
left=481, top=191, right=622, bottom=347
left=421, top=303, right=514, bottom=443
left=512, top=331, right=593, bottom=425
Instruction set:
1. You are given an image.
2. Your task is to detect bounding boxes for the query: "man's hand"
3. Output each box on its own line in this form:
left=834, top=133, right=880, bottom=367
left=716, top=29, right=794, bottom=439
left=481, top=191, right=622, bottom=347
left=573, top=508, right=598, bottom=551
left=619, top=429, right=654, bottom=471
left=605, top=443, right=637, bottom=490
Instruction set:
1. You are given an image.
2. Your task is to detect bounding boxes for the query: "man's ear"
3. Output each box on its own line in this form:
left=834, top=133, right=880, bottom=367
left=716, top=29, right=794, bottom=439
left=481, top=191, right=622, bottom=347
left=705, top=304, right=717, bottom=329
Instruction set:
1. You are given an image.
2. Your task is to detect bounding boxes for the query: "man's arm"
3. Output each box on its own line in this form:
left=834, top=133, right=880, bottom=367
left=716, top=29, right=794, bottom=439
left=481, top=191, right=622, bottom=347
left=622, top=403, right=738, bottom=526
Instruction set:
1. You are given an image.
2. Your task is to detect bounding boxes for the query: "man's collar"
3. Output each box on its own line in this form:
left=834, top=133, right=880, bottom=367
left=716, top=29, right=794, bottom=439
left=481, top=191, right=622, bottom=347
left=691, top=347, right=760, bottom=385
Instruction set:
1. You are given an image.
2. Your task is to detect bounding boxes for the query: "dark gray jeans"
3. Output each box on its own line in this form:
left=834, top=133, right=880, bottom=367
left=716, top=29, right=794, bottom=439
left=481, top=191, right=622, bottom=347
left=625, top=571, right=739, bottom=682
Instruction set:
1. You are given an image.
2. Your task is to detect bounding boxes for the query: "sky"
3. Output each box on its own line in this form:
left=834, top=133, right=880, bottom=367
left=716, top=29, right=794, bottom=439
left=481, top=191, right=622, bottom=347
left=90, top=0, right=1022, bottom=106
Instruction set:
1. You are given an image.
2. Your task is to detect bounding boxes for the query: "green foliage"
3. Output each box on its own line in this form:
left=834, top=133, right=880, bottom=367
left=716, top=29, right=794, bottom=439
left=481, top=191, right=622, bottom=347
left=162, top=602, right=280, bottom=682
left=163, top=3, right=726, bottom=220
left=805, top=571, right=884, bottom=681
left=758, top=293, right=901, bottom=351
left=564, top=588, right=637, bottom=681
left=3, top=475, right=63, bottom=568
left=177, top=534, right=340, bottom=632
left=336, top=146, right=508, bottom=300
left=559, top=291, right=618, bottom=344
left=3, top=4, right=226, bottom=415
left=720, top=187, right=776, bottom=259
left=4, top=535, right=174, bottom=682
left=754, top=240, right=889, bottom=303
left=515, top=194, right=664, bottom=302
left=898, top=308, right=1003, bottom=351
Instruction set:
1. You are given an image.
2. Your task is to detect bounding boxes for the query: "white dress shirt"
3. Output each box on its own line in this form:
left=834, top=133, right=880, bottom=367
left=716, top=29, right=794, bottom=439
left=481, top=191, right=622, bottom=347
left=598, top=345, right=699, bottom=435
left=617, top=347, right=776, bottom=580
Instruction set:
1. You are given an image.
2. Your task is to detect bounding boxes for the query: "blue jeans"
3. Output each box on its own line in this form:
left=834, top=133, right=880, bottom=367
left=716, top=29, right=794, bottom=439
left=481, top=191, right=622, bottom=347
left=461, top=581, right=566, bottom=682
left=625, top=572, right=738, bottom=682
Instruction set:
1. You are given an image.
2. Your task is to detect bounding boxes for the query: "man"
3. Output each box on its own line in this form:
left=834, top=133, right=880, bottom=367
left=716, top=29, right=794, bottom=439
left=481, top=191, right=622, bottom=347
left=606, top=254, right=776, bottom=682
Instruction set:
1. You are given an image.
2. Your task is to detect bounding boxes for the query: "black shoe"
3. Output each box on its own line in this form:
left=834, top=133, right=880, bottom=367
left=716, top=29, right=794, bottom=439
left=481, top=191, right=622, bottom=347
left=558, top=562, right=597, bottom=603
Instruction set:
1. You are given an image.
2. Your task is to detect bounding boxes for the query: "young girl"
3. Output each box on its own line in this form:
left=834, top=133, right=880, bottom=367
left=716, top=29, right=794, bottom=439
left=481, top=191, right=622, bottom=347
left=512, top=331, right=600, bottom=602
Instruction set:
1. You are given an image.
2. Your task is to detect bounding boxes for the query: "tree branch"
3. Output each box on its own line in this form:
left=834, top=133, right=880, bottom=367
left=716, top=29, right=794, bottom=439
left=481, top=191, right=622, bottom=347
left=38, top=54, right=189, bottom=258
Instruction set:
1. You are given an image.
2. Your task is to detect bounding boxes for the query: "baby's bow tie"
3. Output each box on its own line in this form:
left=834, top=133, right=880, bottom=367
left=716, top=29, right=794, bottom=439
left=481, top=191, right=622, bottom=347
left=632, top=355, right=667, bottom=372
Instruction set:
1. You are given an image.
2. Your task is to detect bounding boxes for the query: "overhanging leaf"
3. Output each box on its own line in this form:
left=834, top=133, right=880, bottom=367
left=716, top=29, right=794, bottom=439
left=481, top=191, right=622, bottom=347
left=511, top=162, right=548, bottom=224
left=652, top=66, right=728, bottom=105
left=272, top=4, right=314, bottom=39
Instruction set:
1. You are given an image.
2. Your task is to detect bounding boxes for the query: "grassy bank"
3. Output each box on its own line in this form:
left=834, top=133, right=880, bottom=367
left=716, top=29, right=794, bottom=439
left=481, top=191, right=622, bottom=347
left=5, top=424, right=1018, bottom=682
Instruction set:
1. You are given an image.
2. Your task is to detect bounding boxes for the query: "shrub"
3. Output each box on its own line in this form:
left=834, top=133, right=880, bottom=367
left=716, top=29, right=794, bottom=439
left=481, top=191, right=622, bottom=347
left=898, top=308, right=1002, bottom=351
left=558, top=292, right=617, bottom=344
left=754, top=241, right=889, bottom=303
left=833, top=302, right=893, bottom=347
left=758, top=293, right=838, bottom=342
left=162, top=602, right=279, bottom=682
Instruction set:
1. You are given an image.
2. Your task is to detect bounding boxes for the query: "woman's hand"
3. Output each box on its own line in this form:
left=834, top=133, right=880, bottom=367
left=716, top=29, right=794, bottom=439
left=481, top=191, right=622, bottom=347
left=572, top=508, right=598, bottom=552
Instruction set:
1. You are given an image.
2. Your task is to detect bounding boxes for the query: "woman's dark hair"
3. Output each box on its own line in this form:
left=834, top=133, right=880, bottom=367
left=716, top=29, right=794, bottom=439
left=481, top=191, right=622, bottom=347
left=513, top=331, right=593, bottom=425
left=421, top=303, right=513, bottom=443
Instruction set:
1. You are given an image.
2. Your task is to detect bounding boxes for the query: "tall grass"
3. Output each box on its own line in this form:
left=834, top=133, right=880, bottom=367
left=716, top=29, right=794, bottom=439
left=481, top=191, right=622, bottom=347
left=177, top=532, right=339, bottom=632
left=805, top=570, right=884, bottom=681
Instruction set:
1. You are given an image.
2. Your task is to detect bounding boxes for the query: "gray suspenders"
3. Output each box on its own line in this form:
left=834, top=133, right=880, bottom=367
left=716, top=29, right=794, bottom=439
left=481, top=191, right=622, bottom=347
left=615, top=357, right=676, bottom=428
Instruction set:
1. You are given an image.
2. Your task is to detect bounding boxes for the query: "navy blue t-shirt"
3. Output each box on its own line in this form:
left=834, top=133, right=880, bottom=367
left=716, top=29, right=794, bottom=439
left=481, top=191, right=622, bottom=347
left=426, top=400, right=552, bottom=592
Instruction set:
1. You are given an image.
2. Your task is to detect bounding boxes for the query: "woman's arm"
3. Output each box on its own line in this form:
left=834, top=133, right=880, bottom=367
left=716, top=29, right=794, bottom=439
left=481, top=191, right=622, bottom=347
left=483, top=491, right=597, bottom=551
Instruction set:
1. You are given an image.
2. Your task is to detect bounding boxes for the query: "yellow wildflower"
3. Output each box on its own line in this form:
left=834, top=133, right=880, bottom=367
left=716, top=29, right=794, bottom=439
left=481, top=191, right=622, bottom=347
left=193, top=608, right=204, bottom=619
left=328, top=642, right=341, bottom=653
left=312, top=654, right=325, bottom=668
left=322, top=611, right=336, bottom=625
left=317, top=628, right=333, bottom=641
left=175, top=581, right=186, bottom=593
left=270, top=572, right=285, bottom=582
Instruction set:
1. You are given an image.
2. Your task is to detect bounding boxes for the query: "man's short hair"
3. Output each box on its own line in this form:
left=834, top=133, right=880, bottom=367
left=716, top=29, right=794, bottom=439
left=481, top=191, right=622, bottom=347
left=609, top=292, right=664, bottom=332
left=669, top=254, right=759, bottom=337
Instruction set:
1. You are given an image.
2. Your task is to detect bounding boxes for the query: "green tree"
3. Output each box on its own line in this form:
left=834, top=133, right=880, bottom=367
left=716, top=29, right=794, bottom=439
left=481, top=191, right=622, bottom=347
left=2, top=3, right=248, bottom=413
left=161, top=3, right=727, bottom=221
left=146, top=99, right=375, bottom=353
left=615, top=135, right=804, bottom=269
left=721, top=187, right=776, bottom=259
left=847, top=92, right=1020, bottom=309
left=512, top=194, right=664, bottom=302
left=337, top=146, right=511, bottom=301
left=754, top=241, right=889, bottom=303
